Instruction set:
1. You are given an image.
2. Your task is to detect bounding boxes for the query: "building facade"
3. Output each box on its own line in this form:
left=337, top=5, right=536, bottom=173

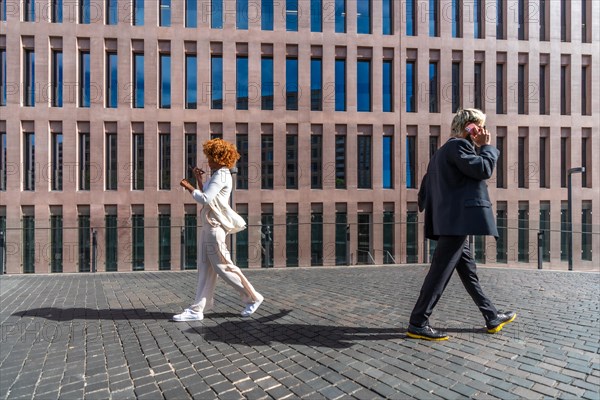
left=0, top=0, right=598, bottom=273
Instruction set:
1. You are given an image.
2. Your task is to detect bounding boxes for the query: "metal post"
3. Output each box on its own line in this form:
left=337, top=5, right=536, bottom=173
left=537, top=231, right=543, bottom=270
left=346, top=224, right=351, bottom=265
left=0, top=231, right=5, bottom=274
left=180, top=226, right=185, bottom=270
left=567, top=167, right=585, bottom=271
left=91, top=229, right=97, bottom=273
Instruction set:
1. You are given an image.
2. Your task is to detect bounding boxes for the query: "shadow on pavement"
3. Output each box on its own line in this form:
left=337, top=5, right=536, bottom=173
left=11, top=307, right=172, bottom=321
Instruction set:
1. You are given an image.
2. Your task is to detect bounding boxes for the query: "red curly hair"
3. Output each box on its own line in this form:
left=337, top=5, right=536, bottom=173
left=202, top=138, right=241, bottom=169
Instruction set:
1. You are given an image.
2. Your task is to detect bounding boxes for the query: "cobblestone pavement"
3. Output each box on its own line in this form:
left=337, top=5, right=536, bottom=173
left=0, top=266, right=599, bottom=400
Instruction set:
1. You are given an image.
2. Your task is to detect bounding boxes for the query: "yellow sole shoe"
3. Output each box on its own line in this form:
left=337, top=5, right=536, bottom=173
left=487, top=313, right=517, bottom=334
left=406, top=331, right=449, bottom=341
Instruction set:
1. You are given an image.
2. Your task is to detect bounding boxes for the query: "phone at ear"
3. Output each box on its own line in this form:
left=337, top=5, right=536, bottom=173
left=465, top=123, right=479, bottom=136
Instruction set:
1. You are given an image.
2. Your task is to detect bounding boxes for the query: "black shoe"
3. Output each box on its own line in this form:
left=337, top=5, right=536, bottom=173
left=407, top=324, right=449, bottom=341
left=487, top=311, right=517, bottom=333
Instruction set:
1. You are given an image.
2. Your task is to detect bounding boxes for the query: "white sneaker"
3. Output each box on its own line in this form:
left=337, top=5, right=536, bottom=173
left=241, top=295, right=264, bottom=317
left=172, top=308, right=203, bottom=322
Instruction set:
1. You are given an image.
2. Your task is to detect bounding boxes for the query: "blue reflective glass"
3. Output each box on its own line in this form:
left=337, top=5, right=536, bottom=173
left=134, top=54, right=144, bottom=108
left=26, top=0, right=35, bottom=21
left=186, top=55, right=197, bottom=109
left=55, top=52, right=63, bottom=107
left=1, top=50, right=6, bottom=106
left=406, top=61, right=415, bottom=112
left=81, top=0, right=90, bottom=24
left=357, top=60, right=371, bottom=112
left=81, top=52, right=90, bottom=107
left=286, top=58, right=298, bottom=110
left=383, top=136, right=392, bottom=188
left=474, top=0, right=481, bottom=38
left=311, top=0, right=322, bottom=32
left=237, top=56, right=248, bottom=110
left=1, top=0, right=6, bottom=21
left=107, top=53, right=118, bottom=108
left=382, top=0, right=392, bottom=35
left=452, top=0, right=460, bottom=37
left=406, top=137, right=415, bottom=188
left=108, top=0, right=118, bottom=24
left=134, top=0, right=144, bottom=25
left=237, top=0, right=248, bottom=29
left=335, top=59, right=346, bottom=111
left=53, top=0, right=63, bottom=23
left=160, top=54, right=171, bottom=108
left=261, top=57, right=273, bottom=110
left=25, top=51, right=35, bottom=106
left=160, top=0, right=171, bottom=26
left=429, top=0, right=438, bottom=36
left=211, top=56, right=222, bottom=109
left=286, top=0, right=298, bottom=31
left=406, top=0, right=414, bottom=35
left=212, top=0, right=222, bottom=28
left=429, top=62, right=438, bottom=112
left=357, top=0, right=370, bottom=34
left=335, top=0, right=345, bottom=33
left=186, top=0, right=197, bottom=27
left=262, top=0, right=273, bottom=30
left=383, top=60, right=392, bottom=112
left=311, top=59, right=322, bottom=111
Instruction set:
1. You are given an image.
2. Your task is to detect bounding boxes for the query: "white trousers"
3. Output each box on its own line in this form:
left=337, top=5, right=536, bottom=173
left=190, top=225, right=260, bottom=313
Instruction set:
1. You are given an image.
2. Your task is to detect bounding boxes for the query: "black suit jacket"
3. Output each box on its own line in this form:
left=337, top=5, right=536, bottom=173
left=418, top=138, right=499, bottom=240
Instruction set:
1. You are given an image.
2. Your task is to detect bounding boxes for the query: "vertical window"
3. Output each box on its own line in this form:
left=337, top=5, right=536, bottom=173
left=184, top=133, right=197, bottom=182
left=357, top=0, right=371, bottom=34
left=474, top=0, right=482, bottom=38
left=383, top=136, right=393, bottom=189
left=262, top=0, right=273, bottom=30
left=24, top=0, right=35, bottom=21
left=106, top=52, right=118, bottom=108
left=24, top=49, right=35, bottom=107
left=0, top=132, right=5, bottom=191
left=80, top=0, right=90, bottom=23
left=158, top=213, right=171, bottom=270
left=286, top=135, right=298, bottom=189
left=496, top=63, right=504, bottom=114
left=50, top=214, right=63, bottom=273
left=211, top=55, right=223, bottom=109
left=183, top=213, right=197, bottom=269
left=451, top=62, right=461, bottom=113
left=236, top=134, right=248, bottom=189
left=335, top=135, right=346, bottom=189
left=23, top=215, right=35, bottom=273
left=0, top=48, right=5, bottom=106
left=159, top=133, right=170, bottom=190
left=335, top=0, right=346, bottom=33
left=80, top=51, right=90, bottom=108
left=311, top=58, right=322, bottom=111
left=335, top=211, right=348, bottom=265
left=406, top=0, right=416, bottom=36
left=496, top=0, right=504, bottom=39
left=78, top=214, right=91, bottom=272
left=237, top=56, right=248, bottom=110
left=105, top=213, right=118, bottom=271
left=311, top=135, right=322, bottom=189
left=560, top=137, right=568, bottom=188
left=582, top=202, right=592, bottom=261
left=159, top=53, right=171, bottom=109
left=237, top=0, right=248, bottom=29
left=286, top=0, right=298, bottom=31
left=581, top=137, right=589, bottom=188
left=185, top=54, right=196, bottom=109
left=560, top=65, right=568, bottom=115
left=133, top=53, right=144, bottom=108
left=429, top=62, right=438, bottom=112
left=133, top=134, right=144, bottom=190
left=311, top=211, right=323, bottom=266
left=132, top=212, right=144, bottom=270
left=518, top=203, right=529, bottom=262
left=539, top=202, right=550, bottom=262
left=52, top=50, right=63, bottom=107
left=335, top=59, right=346, bottom=111
left=134, top=0, right=144, bottom=25
left=474, top=236, right=485, bottom=263
left=496, top=136, right=505, bottom=188
left=159, top=0, right=171, bottom=27
left=560, top=202, right=568, bottom=261
left=429, top=135, right=439, bottom=159
left=581, top=0, right=589, bottom=43
left=539, top=64, right=547, bottom=114
left=286, top=57, right=298, bottom=110
left=23, top=132, right=35, bottom=191
left=406, top=61, right=416, bottom=112
left=452, top=0, right=461, bottom=37
left=383, top=211, right=394, bottom=263
left=383, top=0, right=392, bottom=35
left=429, top=0, right=439, bottom=36
left=106, top=133, right=117, bottom=190
left=286, top=212, right=299, bottom=267
left=51, top=133, right=63, bottom=191
left=107, top=0, right=118, bottom=25
left=311, top=0, right=322, bottom=32
left=261, top=135, right=273, bottom=189
left=518, top=64, right=526, bottom=114
left=357, top=60, right=371, bottom=112
left=383, top=60, right=393, bottom=112
left=357, top=135, right=371, bottom=188
left=539, top=0, right=547, bottom=40
left=406, top=209, right=418, bottom=263
left=235, top=211, right=248, bottom=267
left=186, top=0, right=197, bottom=28
left=261, top=212, right=274, bottom=267
left=79, top=131, right=90, bottom=190
left=406, top=136, right=416, bottom=189
left=539, top=136, right=547, bottom=188
left=560, top=0, right=568, bottom=42
left=496, top=203, right=507, bottom=263
left=517, top=0, right=526, bottom=40
left=357, top=213, right=371, bottom=264
left=261, top=56, right=274, bottom=110
left=581, top=65, right=588, bottom=115
left=2, top=0, right=7, bottom=21
left=212, top=0, right=222, bottom=28
left=474, top=62, right=483, bottom=110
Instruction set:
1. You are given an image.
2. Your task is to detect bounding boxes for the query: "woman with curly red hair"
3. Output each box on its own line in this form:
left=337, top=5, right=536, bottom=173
left=174, top=138, right=264, bottom=321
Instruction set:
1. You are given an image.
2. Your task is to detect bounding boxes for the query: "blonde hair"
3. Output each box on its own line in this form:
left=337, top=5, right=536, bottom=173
left=202, top=138, right=241, bottom=169
left=450, top=108, right=486, bottom=138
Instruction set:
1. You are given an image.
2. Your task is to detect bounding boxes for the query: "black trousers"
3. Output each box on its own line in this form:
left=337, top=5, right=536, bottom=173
left=409, top=236, right=498, bottom=327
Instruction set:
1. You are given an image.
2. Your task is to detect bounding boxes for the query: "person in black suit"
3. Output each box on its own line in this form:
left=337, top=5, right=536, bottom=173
left=407, top=108, right=516, bottom=341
